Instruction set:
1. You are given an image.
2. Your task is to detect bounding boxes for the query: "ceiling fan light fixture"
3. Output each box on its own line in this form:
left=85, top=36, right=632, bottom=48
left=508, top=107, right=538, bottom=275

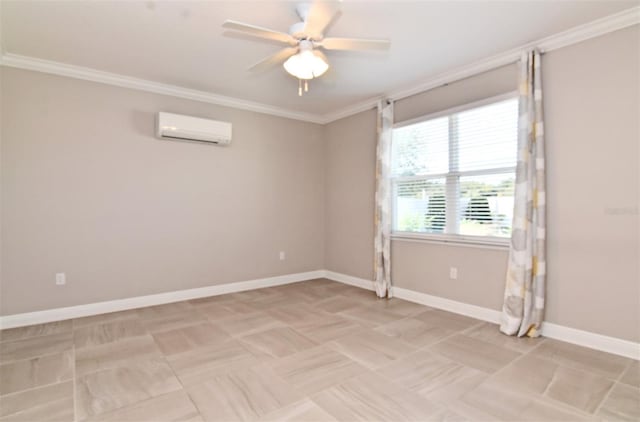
left=283, top=49, right=329, bottom=80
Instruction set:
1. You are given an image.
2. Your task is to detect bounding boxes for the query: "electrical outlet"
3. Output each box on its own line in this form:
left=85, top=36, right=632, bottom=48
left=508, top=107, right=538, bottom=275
left=279, top=251, right=286, bottom=261
left=449, top=267, right=458, bottom=280
left=55, top=273, right=66, bottom=285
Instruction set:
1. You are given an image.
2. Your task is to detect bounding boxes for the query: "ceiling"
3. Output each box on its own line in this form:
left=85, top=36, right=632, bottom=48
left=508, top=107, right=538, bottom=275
left=1, top=1, right=637, bottom=117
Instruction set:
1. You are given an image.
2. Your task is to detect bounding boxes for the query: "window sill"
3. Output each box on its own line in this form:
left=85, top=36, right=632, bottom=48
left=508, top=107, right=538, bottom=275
left=391, top=232, right=510, bottom=250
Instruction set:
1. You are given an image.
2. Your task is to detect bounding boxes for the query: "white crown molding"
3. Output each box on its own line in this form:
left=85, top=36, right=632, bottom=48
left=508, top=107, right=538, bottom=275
left=322, top=6, right=640, bottom=123
left=0, top=7, right=637, bottom=125
left=0, top=270, right=324, bottom=329
left=537, top=4, right=640, bottom=52
left=323, top=271, right=640, bottom=360
left=320, top=95, right=382, bottom=123
left=0, top=53, right=326, bottom=125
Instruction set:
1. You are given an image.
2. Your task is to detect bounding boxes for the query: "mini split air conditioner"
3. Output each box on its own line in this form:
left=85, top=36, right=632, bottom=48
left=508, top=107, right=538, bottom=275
left=156, top=112, right=232, bottom=145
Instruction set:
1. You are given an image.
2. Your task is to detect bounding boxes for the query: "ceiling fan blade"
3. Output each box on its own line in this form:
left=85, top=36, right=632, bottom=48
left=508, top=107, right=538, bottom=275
left=313, top=49, right=329, bottom=65
left=303, top=1, right=340, bottom=40
left=248, top=47, right=299, bottom=73
left=223, top=20, right=297, bottom=45
left=320, top=37, right=391, bottom=51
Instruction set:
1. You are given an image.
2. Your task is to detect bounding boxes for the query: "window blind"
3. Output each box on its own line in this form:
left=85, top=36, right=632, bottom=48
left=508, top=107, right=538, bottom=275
left=391, top=97, right=518, bottom=240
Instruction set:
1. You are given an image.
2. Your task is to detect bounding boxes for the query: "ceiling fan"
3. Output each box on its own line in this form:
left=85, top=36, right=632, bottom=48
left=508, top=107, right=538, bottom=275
left=222, top=1, right=390, bottom=96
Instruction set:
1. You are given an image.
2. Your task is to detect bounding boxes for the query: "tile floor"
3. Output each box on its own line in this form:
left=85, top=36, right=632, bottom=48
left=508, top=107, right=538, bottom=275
left=0, top=279, right=638, bottom=421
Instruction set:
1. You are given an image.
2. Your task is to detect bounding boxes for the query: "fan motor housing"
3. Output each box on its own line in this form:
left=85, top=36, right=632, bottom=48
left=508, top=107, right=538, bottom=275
left=289, top=21, right=308, bottom=39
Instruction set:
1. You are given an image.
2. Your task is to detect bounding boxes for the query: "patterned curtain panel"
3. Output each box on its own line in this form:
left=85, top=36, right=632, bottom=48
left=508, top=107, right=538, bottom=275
left=500, top=50, right=547, bottom=337
left=374, top=100, right=394, bottom=298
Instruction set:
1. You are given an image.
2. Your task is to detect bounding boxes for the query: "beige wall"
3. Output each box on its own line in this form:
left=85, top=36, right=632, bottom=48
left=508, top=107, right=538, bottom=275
left=2, top=26, right=638, bottom=342
left=325, top=26, right=639, bottom=342
left=543, top=26, right=639, bottom=342
left=324, top=109, right=377, bottom=280
left=394, top=63, right=518, bottom=123
left=1, top=68, right=325, bottom=315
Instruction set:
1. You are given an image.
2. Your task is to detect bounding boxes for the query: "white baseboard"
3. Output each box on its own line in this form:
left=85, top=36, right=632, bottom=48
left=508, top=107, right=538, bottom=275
left=323, top=270, right=376, bottom=291
left=392, top=286, right=503, bottom=324
left=323, top=271, right=640, bottom=361
left=541, top=322, right=640, bottom=362
left=0, top=270, right=324, bottom=329
left=2, top=269, right=638, bottom=360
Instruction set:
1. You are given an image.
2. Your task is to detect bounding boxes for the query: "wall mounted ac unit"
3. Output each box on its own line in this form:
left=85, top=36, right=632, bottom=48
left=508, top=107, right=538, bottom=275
left=156, top=112, right=232, bottom=145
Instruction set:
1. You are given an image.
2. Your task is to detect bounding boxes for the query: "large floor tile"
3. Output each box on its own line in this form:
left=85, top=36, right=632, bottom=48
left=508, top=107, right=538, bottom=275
left=429, top=334, right=521, bottom=374
left=420, top=365, right=488, bottom=406
left=186, top=365, right=303, bottom=421
left=0, top=332, right=73, bottom=365
left=266, top=305, right=329, bottom=328
left=518, top=399, right=593, bottom=421
left=458, top=379, right=539, bottom=421
left=0, top=381, right=74, bottom=421
left=337, top=286, right=378, bottom=301
left=365, top=298, right=429, bottom=316
left=260, top=398, right=337, bottom=422
left=491, top=355, right=613, bottom=414
left=219, top=312, right=285, bottom=337
left=619, top=360, right=640, bottom=388
left=489, top=354, right=559, bottom=395
left=375, top=317, right=454, bottom=348
left=75, top=335, right=162, bottom=376
left=544, top=365, right=614, bottom=413
left=151, top=322, right=230, bottom=355
left=463, top=322, right=546, bottom=353
left=311, top=371, right=445, bottom=421
left=239, top=327, right=316, bottom=358
left=73, top=310, right=139, bottom=329
left=376, top=349, right=453, bottom=392
left=73, top=319, right=147, bottom=349
left=597, top=383, right=640, bottom=421
left=76, top=358, right=182, bottom=420
left=215, top=300, right=264, bottom=315
left=0, top=350, right=73, bottom=396
left=249, top=293, right=307, bottom=312
left=288, top=285, right=337, bottom=303
left=271, top=346, right=366, bottom=395
left=295, top=315, right=364, bottom=343
left=413, top=309, right=483, bottom=332
left=167, top=339, right=259, bottom=386
left=338, top=306, right=405, bottom=328
left=446, top=398, right=505, bottom=422
left=196, top=302, right=257, bottom=321
left=328, top=329, right=417, bottom=369
left=312, top=296, right=365, bottom=314
left=1, top=280, right=634, bottom=422
left=0, top=321, right=72, bottom=344
left=142, top=311, right=208, bottom=334
left=377, top=349, right=485, bottom=402
left=226, top=288, right=284, bottom=303
left=452, top=396, right=594, bottom=422
left=530, top=339, right=631, bottom=379
left=459, top=381, right=592, bottom=422
left=85, top=390, right=203, bottom=422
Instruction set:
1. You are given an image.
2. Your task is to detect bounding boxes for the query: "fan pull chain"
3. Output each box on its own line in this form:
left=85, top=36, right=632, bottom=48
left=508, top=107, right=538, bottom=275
left=297, top=79, right=313, bottom=96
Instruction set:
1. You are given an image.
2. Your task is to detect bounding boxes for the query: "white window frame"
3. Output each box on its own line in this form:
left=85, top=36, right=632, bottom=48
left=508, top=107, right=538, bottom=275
left=391, top=91, right=518, bottom=248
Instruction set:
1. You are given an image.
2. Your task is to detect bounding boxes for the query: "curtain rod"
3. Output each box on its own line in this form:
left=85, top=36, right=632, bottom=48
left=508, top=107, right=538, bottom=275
left=377, top=48, right=550, bottom=108
left=373, top=48, right=547, bottom=108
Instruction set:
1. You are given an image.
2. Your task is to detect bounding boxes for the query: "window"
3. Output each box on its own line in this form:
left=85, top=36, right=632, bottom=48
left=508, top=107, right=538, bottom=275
left=391, top=95, right=518, bottom=244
